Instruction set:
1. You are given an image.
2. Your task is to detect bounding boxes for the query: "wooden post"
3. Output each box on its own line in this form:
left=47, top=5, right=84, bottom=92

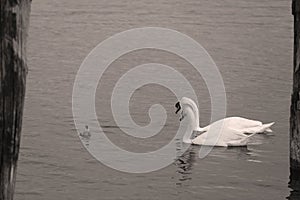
left=0, top=0, right=31, bottom=199
left=291, top=0, right=300, bottom=178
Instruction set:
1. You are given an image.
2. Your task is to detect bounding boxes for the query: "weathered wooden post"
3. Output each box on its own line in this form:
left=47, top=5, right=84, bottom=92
left=291, top=0, right=300, bottom=179
left=0, top=0, right=31, bottom=199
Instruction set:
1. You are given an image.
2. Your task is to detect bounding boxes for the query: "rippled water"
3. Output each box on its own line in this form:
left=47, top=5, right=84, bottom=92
left=15, top=0, right=293, bottom=199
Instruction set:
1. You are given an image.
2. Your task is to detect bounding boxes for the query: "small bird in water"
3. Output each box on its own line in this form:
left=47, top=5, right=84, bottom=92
left=80, top=125, right=91, bottom=137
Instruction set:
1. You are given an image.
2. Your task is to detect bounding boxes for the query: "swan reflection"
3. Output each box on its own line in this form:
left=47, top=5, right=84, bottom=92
left=173, top=142, right=261, bottom=187
left=174, top=143, right=197, bottom=186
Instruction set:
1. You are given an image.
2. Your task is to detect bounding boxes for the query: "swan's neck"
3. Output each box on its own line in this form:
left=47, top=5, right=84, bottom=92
left=185, top=100, right=201, bottom=131
left=183, top=107, right=197, bottom=144
left=193, top=104, right=201, bottom=130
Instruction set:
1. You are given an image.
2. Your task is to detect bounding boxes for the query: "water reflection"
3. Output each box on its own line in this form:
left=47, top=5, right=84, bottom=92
left=227, top=146, right=251, bottom=155
left=173, top=143, right=259, bottom=186
left=208, top=145, right=261, bottom=162
left=174, top=145, right=197, bottom=186
left=79, top=131, right=91, bottom=148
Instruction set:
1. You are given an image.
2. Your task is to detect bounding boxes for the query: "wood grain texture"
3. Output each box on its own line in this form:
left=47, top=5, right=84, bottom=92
left=291, top=0, right=300, bottom=173
left=0, top=0, right=31, bottom=199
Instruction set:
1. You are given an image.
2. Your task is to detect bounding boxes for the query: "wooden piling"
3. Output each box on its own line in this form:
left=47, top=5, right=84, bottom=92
left=291, top=0, right=300, bottom=177
left=0, top=0, right=31, bottom=199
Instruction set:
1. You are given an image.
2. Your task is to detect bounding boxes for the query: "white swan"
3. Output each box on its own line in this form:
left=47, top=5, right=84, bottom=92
left=175, top=97, right=275, bottom=147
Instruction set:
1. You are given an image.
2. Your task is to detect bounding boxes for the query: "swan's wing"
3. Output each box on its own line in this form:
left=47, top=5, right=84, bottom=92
left=192, top=127, right=255, bottom=147
left=204, top=117, right=262, bottom=131
left=198, top=121, right=249, bottom=140
left=227, top=117, right=263, bottom=129
left=226, top=128, right=253, bottom=139
left=241, top=122, right=275, bottom=134
left=225, top=128, right=256, bottom=146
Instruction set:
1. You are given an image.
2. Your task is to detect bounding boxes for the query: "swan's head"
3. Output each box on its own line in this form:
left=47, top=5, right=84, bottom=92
left=175, top=97, right=196, bottom=114
left=175, top=101, right=185, bottom=121
left=175, top=97, right=198, bottom=122
left=175, top=101, right=181, bottom=114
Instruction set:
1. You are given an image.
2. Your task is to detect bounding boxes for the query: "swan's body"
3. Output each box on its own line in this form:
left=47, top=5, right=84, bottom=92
left=176, top=97, right=274, bottom=147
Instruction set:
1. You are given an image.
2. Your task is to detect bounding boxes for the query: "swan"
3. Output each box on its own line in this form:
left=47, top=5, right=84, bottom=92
left=175, top=97, right=274, bottom=147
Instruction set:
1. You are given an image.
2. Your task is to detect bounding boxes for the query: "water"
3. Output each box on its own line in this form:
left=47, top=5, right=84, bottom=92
left=15, top=0, right=294, bottom=199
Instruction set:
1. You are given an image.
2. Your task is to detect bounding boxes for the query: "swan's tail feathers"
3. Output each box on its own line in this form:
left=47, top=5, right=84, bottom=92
left=262, top=122, right=275, bottom=133
left=265, top=128, right=273, bottom=133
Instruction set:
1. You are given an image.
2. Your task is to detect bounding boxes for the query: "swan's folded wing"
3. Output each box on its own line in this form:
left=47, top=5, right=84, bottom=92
left=241, top=122, right=274, bottom=134
left=225, top=128, right=251, bottom=139
left=227, top=117, right=262, bottom=129
left=225, top=128, right=256, bottom=146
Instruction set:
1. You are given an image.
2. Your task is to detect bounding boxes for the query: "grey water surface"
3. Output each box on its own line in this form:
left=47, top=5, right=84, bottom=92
left=15, top=0, right=293, bottom=199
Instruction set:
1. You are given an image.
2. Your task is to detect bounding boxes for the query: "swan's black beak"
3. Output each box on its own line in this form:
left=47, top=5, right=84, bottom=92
left=175, top=102, right=181, bottom=114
